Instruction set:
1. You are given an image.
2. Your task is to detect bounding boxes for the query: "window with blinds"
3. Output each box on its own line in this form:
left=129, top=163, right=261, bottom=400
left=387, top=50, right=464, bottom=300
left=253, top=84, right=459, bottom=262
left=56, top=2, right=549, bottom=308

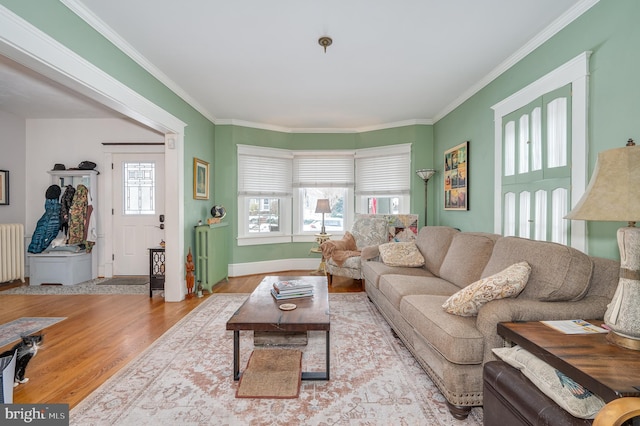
left=293, top=153, right=354, bottom=234
left=355, top=143, right=411, bottom=214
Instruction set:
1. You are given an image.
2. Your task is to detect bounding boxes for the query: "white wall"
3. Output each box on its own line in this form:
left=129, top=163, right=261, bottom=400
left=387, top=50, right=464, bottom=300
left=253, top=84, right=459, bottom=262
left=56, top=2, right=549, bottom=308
left=0, top=111, right=26, bottom=224
left=26, top=118, right=163, bottom=276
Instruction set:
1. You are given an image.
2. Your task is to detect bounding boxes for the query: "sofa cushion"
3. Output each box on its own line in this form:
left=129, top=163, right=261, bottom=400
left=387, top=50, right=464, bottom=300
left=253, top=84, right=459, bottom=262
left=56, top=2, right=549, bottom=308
left=362, top=261, right=434, bottom=289
left=400, top=294, right=485, bottom=364
left=438, top=232, right=501, bottom=288
left=414, top=226, right=460, bottom=276
left=379, top=275, right=459, bottom=310
left=379, top=241, right=425, bottom=267
left=442, top=261, right=531, bottom=317
left=482, top=237, right=593, bottom=302
left=493, top=346, right=605, bottom=419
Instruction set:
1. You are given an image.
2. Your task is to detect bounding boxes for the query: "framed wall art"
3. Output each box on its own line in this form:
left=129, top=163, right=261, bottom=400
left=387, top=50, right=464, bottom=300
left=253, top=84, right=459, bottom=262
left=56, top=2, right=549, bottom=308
left=0, top=170, right=8, bottom=205
left=444, top=141, right=468, bottom=210
left=193, top=158, right=209, bottom=200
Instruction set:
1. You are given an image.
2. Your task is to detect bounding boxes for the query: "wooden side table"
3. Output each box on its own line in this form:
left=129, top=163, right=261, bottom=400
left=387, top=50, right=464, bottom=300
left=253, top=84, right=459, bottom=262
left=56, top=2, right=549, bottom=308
left=310, top=233, right=331, bottom=275
left=498, top=321, right=640, bottom=402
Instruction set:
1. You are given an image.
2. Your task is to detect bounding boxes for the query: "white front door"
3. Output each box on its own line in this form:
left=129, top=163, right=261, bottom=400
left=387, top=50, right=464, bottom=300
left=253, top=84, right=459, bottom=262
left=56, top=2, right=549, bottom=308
left=112, top=153, right=165, bottom=276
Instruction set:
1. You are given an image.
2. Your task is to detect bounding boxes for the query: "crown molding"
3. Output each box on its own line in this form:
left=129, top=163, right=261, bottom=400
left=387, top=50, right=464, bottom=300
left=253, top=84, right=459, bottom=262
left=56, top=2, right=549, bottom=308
left=62, top=0, right=598, bottom=131
left=61, top=0, right=217, bottom=124
left=216, top=118, right=432, bottom=134
left=433, top=0, right=600, bottom=123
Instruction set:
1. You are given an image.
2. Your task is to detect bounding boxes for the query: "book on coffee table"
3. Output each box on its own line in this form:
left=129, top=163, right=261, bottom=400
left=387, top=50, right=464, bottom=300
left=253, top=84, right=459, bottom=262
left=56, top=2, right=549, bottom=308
left=271, top=288, right=314, bottom=300
left=273, top=280, right=314, bottom=294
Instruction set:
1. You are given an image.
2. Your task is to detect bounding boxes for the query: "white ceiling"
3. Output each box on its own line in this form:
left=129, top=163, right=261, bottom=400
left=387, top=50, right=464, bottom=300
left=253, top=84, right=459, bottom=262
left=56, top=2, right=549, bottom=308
left=1, top=0, right=591, bottom=130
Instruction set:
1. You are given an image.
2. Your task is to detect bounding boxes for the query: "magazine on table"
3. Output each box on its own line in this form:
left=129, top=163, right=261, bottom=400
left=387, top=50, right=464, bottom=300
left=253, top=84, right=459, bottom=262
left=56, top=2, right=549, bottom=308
left=540, top=319, right=608, bottom=334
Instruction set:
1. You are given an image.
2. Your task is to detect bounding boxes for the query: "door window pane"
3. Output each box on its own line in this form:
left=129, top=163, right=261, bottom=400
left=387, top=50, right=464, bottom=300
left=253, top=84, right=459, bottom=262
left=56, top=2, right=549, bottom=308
left=547, top=97, right=568, bottom=168
left=518, top=114, right=529, bottom=174
left=551, top=188, right=568, bottom=244
left=504, top=192, right=516, bottom=236
left=534, top=190, right=547, bottom=241
left=504, top=121, right=515, bottom=176
left=123, top=162, right=155, bottom=215
left=518, top=191, right=531, bottom=238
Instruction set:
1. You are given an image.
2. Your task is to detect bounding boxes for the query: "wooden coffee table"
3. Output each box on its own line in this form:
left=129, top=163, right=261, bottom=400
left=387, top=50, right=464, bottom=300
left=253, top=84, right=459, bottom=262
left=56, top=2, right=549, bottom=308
left=226, top=275, right=331, bottom=381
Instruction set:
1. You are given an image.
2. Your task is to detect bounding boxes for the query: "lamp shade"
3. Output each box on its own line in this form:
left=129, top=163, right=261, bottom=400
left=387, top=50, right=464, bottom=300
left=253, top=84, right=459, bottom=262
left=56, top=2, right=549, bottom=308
left=565, top=145, right=640, bottom=223
left=416, top=169, right=436, bottom=182
left=315, top=199, right=331, bottom=214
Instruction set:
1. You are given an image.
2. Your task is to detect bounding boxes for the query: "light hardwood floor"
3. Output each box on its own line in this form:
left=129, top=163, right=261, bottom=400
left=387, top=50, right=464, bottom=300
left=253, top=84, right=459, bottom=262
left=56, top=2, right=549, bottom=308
left=0, top=272, right=361, bottom=408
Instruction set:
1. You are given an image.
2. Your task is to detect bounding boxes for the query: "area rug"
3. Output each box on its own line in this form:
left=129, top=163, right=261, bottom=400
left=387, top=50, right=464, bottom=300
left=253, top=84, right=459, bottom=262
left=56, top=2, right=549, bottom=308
left=70, top=294, right=483, bottom=425
left=0, top=317, right=66, bottom=347
left=236, top=349, right=302, bottom=399
left=1, top=279, right=148, bottom=295
left=96, top=276, right=149, bottom=286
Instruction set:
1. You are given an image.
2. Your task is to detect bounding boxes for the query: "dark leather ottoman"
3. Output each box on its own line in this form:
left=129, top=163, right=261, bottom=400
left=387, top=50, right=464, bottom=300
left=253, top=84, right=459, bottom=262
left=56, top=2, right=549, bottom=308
left=483, top=360, right=593, bottom=426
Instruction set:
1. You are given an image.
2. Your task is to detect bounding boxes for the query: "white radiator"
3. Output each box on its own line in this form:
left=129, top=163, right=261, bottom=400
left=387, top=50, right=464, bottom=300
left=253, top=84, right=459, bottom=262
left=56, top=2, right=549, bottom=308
left=0, top=224, right=25, bottom=283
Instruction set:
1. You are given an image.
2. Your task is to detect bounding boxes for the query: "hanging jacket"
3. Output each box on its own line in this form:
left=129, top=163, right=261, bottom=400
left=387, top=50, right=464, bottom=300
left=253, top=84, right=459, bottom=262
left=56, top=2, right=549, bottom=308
left=28, top=189, right=62, bottom=254
left=59, top=185, right=75, bottom=237
left=68, top=184, right=89, bottom=247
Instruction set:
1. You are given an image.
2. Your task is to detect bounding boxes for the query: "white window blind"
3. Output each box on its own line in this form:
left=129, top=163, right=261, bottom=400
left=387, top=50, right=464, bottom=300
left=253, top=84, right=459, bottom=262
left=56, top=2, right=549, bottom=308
left=355, top=144, right=411, bottom=196
left=238, top=145, right=292, bottom=196
left=293, top=153, right=354, bottom=188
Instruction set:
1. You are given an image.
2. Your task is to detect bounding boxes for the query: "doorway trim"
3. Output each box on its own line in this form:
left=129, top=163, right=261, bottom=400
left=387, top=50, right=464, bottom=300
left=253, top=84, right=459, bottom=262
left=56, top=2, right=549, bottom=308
left=0, top=6, right=187, bottom=301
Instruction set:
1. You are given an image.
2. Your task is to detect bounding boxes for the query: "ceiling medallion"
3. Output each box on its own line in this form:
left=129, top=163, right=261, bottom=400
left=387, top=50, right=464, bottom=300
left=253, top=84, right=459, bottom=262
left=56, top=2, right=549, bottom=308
left=318, top=36, right=333, bottom=53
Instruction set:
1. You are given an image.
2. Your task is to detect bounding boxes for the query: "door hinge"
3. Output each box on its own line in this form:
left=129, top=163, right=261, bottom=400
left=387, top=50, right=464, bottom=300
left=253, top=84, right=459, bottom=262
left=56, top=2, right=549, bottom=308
left=111, top=163, right=114, bottom=170
left=112, top=208, right=114, bottom=215
left=112, top=254, right=115, bottom=261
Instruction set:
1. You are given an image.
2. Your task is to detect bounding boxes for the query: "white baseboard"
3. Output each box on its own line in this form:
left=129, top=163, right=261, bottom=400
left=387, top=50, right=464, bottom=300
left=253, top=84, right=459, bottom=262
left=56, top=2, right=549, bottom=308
left=228, top=258, right=321, bottom=277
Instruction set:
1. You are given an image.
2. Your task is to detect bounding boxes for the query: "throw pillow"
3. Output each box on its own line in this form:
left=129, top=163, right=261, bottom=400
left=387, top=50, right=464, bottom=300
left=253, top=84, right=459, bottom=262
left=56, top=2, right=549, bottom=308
left=442, top=261, right=531, bottom=316
left=378, top=241, right=425, bottom=267
left=492, top=346, right=605, bottom=419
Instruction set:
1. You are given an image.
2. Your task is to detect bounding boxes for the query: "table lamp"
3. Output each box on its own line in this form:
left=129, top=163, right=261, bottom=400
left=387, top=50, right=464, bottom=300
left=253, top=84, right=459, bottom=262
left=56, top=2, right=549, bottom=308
left=565, top=139, right=640, bottom=350
left=315, top=199, right=332, bottom=235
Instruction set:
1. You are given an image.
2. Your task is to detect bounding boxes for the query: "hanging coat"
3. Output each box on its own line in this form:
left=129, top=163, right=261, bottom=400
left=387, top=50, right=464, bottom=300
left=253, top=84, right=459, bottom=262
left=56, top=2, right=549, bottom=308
left=67, top=184, right=88, bottom=246
left=28, top=186, right=62, bottom=254
left=59, top=185, right=75, bottom=237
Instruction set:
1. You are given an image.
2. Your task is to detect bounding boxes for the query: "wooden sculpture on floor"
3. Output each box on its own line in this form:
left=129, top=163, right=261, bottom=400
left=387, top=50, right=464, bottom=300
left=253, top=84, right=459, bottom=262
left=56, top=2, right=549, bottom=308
left=186, top=248, right=195, bottom=295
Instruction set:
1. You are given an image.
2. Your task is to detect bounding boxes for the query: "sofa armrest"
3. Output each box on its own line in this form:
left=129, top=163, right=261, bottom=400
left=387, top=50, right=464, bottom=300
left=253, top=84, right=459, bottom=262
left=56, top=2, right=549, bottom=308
left=360, top=245, right=380, bottom=262
left=476, top=295, right=612, bottom=361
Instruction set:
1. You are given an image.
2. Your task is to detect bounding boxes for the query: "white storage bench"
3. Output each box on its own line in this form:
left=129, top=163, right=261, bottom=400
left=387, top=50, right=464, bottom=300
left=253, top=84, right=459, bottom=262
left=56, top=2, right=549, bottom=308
left=28, top=252, right=92, bottom=286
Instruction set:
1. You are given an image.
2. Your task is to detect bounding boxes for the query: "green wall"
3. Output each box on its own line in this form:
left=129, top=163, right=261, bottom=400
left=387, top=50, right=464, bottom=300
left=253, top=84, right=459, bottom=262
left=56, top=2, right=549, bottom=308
left=1, top=0, right=216, bottom=257
left=214, top=124, right=434, bottom=264
left=5, top=0, right=635, bottom=264
left=434, top=0, right=640, bottom=260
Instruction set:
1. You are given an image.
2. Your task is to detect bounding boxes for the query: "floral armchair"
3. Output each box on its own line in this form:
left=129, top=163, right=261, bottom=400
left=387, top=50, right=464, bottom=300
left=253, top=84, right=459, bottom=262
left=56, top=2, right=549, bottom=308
left=323, top=215, right=389, bottom=285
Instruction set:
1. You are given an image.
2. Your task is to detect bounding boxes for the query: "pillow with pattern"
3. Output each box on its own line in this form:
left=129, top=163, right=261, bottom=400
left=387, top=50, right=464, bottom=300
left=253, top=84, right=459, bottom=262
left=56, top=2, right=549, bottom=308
left=378, top=241, right=425, bottom=267
left=442, top=261, right=531, bottom=316
left=493, top=345, right=605, bottom=419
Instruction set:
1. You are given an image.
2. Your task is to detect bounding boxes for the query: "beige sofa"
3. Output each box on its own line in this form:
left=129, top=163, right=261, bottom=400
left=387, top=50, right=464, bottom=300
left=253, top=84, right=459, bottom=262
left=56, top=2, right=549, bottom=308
left=361, top=226, right=619, bottom=420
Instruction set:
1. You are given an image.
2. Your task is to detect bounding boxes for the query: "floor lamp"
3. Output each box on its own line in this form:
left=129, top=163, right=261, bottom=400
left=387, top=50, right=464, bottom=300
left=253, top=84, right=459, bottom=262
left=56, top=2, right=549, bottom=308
left=565, top=139, right=640, bottom=350
left=416, top=169, right=436, bottom=226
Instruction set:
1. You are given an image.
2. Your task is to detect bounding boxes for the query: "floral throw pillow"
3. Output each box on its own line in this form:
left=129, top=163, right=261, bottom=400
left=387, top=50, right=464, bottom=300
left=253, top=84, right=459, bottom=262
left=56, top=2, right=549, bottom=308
left=378, top=242, right=425, bottom=267
left=492, top=345, right=605, bottom=419
left=442, top=261, right=531, bottom=316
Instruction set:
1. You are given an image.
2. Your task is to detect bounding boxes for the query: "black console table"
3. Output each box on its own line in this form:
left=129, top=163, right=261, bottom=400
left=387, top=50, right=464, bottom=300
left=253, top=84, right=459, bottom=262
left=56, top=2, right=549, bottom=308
left=149, top=247, right=165, bottom=297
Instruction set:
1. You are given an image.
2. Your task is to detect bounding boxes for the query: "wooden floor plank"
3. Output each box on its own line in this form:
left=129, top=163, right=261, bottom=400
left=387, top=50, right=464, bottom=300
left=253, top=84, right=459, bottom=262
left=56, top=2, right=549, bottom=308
left=0, top=271, right=360, bottom=408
